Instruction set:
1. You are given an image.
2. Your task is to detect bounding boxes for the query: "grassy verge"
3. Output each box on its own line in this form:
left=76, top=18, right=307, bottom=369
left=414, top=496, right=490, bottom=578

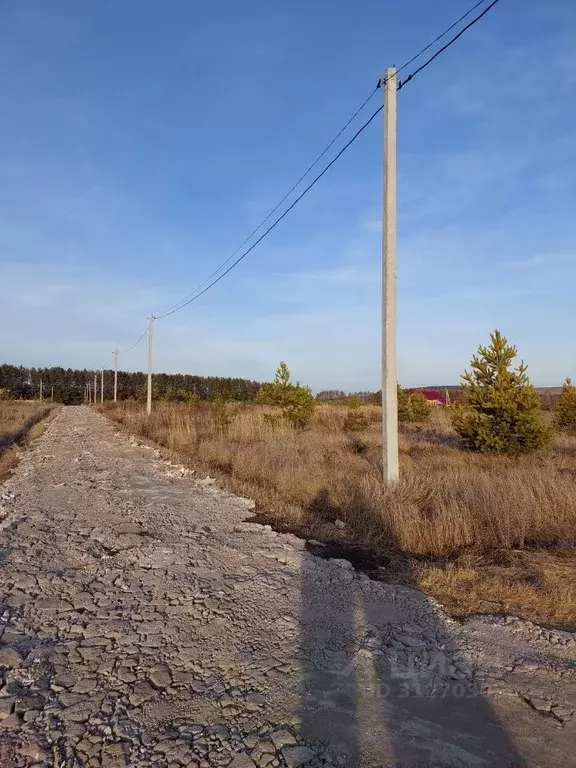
left=0, top=401, right=58, bottom=482
left=99, top=400, right=576, bottom=630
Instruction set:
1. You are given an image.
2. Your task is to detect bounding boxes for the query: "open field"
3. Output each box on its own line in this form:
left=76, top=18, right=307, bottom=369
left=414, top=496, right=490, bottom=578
left=100, top=400, right=576, bottom=630
left=0, top=400, right=56, bottom=480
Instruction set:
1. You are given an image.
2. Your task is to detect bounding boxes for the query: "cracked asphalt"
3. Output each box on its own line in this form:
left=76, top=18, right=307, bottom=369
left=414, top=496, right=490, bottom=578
left=0, top=406, right=575, bottom=767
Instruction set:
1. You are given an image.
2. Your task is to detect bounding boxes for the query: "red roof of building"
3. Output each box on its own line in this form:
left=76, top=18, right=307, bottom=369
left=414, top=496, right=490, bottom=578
left=421, top=390, right=446, bottom=404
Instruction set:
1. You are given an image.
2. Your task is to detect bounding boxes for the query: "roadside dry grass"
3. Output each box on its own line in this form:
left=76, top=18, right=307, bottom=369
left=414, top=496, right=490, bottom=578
left=0, top=401, right=56, bottom=481
left=100, top=400, right=576, bottom=630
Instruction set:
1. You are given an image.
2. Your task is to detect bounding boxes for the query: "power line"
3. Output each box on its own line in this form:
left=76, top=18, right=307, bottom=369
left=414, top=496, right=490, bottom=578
left=155, top=0, right=501, bottom=319
left=394, top=0, right=491, bottom=79
left=397, top=0, right=501, bottom=91
left=119, top=326, right=148, bottom=354
left=158, top=0, right=496, bottom=321
left=157, top=104, right=385, bottom=318
left=156, top=87, right=379, bottom=319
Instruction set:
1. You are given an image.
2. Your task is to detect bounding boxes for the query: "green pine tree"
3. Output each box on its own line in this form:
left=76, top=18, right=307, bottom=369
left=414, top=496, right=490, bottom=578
left=407, top=391, right=432, bottom=422
left=397, top=385, right=431, bottom=423
left=257, top=362, right=315, bottom=428
left=344, top=395, right=369, bottom=433
left=452, top=330, right=553, bottom=453
left=397, top=385, right=412, bottom=423
left=554, top=378, right=576, bottom=433
left=275, top=361, right=291, bottom=389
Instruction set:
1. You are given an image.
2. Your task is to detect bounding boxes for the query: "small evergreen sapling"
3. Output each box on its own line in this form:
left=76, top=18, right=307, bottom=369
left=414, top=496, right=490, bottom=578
left=397, top=385, right=431, bottom=423
left=344, top=396, right=369, bottom=433
left=555, top=378, right=576, bottom=433
left=257, top=362, right=315, bottom=428
left=452, top=330, right=553, bottom=453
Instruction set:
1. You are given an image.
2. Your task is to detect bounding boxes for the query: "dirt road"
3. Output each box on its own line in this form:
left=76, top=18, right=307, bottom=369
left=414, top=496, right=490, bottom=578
left=0, top=407, right=574, bottom=767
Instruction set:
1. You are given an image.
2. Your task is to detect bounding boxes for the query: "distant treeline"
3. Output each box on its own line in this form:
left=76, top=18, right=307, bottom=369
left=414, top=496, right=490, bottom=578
left=315, top=388, right=462, bottom=404
left=316, top=387, right=559, bottom=410
left=316, top=390, right=381, bottom=404
left=0, top=364, right=262, bottom=405
left=1, top=364, right=559, bottom=409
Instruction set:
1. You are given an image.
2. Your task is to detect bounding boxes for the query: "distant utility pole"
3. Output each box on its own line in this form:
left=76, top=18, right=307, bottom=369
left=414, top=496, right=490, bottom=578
left=39, top=378, right=43, bottom=402
left=147, top=316, right=155, bottom=416
left=51, top=385, right=54, bottom=401
left=113, top=349, right=120, bottom=403
left=87, top=381, right=91, bottom=405
left=381, top=67, right=399, bottom=483
left=100, top=367, right=104, bottom=404
left=94, top=373, right=97, bottom=406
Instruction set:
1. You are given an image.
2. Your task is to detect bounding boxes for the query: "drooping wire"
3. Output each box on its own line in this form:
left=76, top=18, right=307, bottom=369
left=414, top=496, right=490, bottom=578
left=157, top=104, right=385, bottom=318
left=394, top=0, right=491, bottom=79
left=156, top=0, right=502, bottom=319
left=118, top=326, right=148, bottom=354
left=155, top=87, right=379, bottom=319
left=397, top=0, right=501, bottom=90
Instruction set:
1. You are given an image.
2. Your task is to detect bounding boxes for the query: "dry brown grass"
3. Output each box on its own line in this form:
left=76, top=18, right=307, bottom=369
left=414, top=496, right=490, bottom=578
left=100, top=400, right=576, bottom=629
left=0, top=401, right=56, bottom=481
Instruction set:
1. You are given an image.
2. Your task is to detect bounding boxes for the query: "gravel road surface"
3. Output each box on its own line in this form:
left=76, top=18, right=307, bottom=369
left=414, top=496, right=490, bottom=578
left=0, top=406, right=575, bottom=767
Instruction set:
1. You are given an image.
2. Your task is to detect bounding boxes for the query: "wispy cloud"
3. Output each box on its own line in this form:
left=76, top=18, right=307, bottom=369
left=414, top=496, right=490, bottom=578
left=1, top=2, right=575, bottom=390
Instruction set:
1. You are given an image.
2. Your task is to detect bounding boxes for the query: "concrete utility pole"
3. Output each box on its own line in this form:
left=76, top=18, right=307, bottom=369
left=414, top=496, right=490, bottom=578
left=39, top=379, right=43, bottom=402
left=100, top=368, right=104, bottom=404
left=94, top=374, right=97, bottom=406
left=51, top=385, right=54, bottom=401
left=146, top=316, right=155, bottom=416
left=113, top=349, right=120, bottom=403
left=87, top=381, right=91, bottom=405
left=381, top=67, right=399, bottom=483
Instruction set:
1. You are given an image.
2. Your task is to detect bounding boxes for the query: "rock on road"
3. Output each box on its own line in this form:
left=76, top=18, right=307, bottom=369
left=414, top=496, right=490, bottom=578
left=0, top=406, right=575, bottom=768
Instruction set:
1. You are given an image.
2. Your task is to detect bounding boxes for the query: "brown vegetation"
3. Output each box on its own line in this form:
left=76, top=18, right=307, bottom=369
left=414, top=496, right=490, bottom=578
left=0, top=401, right=56, bottom=480
left=100, top=400, right=576, bottom=630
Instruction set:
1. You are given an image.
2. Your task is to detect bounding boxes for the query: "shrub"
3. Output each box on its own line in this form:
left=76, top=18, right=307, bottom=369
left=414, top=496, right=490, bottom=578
left=263, top=412, right=283, bottom=429
left=397, top=385, right=411, bottom=422
left=408, top=391, right=432, bottom=422
left=397, top=385, right=431, bottom=423
left=212, top=397, right=234, bottom=432
left=555, top=378, right=576, bottom=433
left=135, top=382, right=161, bottom=403
left=164, top=388, right=199, bottom=403
left=344, top=396, right=369, bottom=433
left=256, top=383, right=277, bottom=406
left=280, top=386, right=316, bottom=428
left=257, top=362, right=315, bottom=428
left=452, top=330, right=553, bottom=454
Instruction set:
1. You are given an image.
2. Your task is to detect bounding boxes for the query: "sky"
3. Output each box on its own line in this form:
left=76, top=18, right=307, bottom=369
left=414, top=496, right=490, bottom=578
left=1, top=0, right=575, bottom=391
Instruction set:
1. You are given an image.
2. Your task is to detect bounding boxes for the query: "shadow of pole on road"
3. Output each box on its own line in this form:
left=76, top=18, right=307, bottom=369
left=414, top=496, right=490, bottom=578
left=299, top=486, right=525, bottom=768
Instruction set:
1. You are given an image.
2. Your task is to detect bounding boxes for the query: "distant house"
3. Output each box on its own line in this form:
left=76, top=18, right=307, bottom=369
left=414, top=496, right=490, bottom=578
left=421, top=389, right=446, bottom=406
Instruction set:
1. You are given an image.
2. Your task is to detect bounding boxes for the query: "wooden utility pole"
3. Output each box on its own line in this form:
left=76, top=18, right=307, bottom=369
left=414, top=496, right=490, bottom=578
left=381, top=67, right=399, bottom=483
left=51, top=385, right=54, bottom=401
left=113, top=349, right=119, bottom=403
left=147, top=316, right=155, bottom=416
left=100, top=368, right=104, bottom=404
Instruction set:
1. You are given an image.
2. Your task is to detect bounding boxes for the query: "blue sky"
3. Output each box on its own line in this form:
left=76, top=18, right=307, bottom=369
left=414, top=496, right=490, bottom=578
left=1, top=0, right=575, bottom=390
